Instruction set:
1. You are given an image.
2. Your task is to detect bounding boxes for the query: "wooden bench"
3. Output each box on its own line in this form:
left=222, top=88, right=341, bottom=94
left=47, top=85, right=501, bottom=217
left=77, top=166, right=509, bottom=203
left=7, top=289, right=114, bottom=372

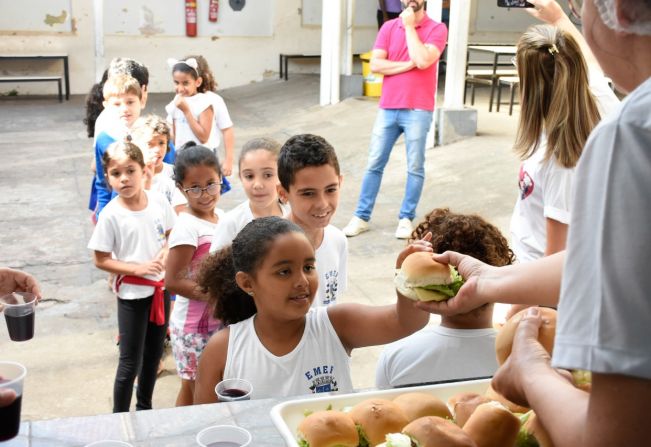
left=0, top=76, right=63, bottom=102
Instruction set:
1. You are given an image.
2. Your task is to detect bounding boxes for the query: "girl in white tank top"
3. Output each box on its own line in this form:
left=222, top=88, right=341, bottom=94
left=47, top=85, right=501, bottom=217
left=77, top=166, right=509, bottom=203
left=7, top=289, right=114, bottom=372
left=193, top=216, right=432, bottom=403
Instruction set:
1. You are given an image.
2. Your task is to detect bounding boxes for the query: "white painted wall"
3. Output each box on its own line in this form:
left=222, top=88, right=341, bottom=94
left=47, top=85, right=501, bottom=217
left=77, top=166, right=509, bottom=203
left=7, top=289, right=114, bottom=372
left=0, top=0, right=378, bottom=96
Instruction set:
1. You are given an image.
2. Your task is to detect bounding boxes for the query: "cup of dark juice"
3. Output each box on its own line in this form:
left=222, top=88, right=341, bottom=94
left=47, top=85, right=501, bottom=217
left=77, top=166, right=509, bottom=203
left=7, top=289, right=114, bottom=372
left=215, top=378, right=253, bottom=402
left=1, top=292, right=37, bottom=342
left=195, top=425, right=252, bottom=447
left=0, top=361, right=26, bottom=442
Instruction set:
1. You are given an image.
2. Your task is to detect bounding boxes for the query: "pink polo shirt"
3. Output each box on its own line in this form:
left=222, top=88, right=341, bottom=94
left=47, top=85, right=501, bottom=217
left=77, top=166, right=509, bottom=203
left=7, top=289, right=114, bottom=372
left=375, top=15, right=448, bottom=111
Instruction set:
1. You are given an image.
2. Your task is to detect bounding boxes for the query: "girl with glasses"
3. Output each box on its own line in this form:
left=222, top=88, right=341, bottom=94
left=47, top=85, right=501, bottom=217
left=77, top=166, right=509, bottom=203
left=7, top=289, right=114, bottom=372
left=164, top=143, right=226, bottom=406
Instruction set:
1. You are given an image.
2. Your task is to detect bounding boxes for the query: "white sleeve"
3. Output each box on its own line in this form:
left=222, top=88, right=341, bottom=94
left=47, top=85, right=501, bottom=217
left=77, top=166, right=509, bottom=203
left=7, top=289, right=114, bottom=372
left=88, top=210, right=116, bottom=253
left=541, top=162, right=573, bottom=224
left=159, top=194, right=177, bottom=232
left=211, top=93, right=234, bottom=130
left=209, top=214, right=239, bottom=253
left=165, top=100, right=177, bottom=125
left=168, top=214, right=198, bottom=249
left=589, top=71, right=620, bottom=118
left=375, top=348, right=392, bottom=388
left=338, top=233, right=348, bottom=294
left=171, top=186, right=187, bottom=207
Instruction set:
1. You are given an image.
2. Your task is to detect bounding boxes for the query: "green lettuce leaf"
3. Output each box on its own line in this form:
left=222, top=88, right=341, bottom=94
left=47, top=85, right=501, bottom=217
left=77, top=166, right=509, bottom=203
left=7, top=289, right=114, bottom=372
left=418, top=267, right=465, bottom=297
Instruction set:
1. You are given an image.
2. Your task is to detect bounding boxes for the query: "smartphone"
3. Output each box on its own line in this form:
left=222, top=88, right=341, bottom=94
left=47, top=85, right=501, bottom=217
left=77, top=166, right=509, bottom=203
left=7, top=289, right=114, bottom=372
left=497, top=0, right=534, bottom=7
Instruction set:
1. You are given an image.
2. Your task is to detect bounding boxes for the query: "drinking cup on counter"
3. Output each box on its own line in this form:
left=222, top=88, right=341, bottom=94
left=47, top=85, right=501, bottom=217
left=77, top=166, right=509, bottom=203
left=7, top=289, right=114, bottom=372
left=196, top=425, right=252, bottom=447
left=84, top=441, right=134, bottom=446
left=1, top=292, right=37, bottom=342
left=215, top=378, right=253, bottom=402
left=0, top=361, right=27, bottom=442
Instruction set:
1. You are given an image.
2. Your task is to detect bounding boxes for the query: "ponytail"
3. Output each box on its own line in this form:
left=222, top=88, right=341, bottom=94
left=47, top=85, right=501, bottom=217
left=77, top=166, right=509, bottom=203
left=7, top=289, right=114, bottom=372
left=197, top=246, right=256, bottom=325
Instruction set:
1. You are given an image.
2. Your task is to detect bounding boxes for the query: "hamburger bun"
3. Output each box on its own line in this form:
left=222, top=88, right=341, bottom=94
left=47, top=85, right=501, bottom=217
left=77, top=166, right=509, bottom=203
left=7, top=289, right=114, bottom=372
left=402, top=416, right=477, bottom=447
left=463, top=401, right=521, bottom=447
left=495, top=307, right=557, bottom=365
left=484, top=384, right=530, bottom=414
left=393, top=392, right=452, bottom=422
left=395, top=252, right=460, bottom=302
left=521, top=411, right=555, bottom=447
left=349, top=399, right=409, bottom=446
left=297, top=410, right=359, bottom=447
left=447, top=392, right=492, bottom=428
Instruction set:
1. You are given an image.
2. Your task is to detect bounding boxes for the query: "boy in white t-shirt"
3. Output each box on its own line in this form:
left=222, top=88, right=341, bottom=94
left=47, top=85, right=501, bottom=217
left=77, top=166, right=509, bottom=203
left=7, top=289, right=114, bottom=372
left=375, top=208, right=515, bottom=388
left=277, top=134, right=348, bottom=307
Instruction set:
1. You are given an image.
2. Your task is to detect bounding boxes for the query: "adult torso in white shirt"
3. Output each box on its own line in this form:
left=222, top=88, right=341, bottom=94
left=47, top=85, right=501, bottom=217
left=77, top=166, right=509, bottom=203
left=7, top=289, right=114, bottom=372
left=553, top=77, right=651, bottom=379
left=375, top=326, right=498, bottom=388
left=87, top=190, right=176, bottom=299
left=313, top=225, right=348, bottom=307
left=223, top=307, right=353, bottom=399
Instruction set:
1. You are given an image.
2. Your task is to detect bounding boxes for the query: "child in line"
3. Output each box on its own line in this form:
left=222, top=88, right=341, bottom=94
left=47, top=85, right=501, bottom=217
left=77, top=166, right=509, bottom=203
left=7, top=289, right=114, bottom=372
left=209, top=137, right=289, bottom=254
left=277, top=134, right=347, bottom=307
left=166, top=56, right=234, bottom=176
left=165, top=145, right=226, bottom=407
left=131, top=115, right=187, bottom=213
left=375, top=208, right=515, bottom=388
left=193, top=216, right=431, bottom=403
left=87, top=140, right=176, bottom=413
left=91, top=74, right=145, bottom=220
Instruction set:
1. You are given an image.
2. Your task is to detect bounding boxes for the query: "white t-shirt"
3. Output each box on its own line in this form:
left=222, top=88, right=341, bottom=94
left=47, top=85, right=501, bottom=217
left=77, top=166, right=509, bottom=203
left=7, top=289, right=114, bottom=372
left=553, top=77, right=651, bottom=380
left=151, top=170, right=186, bottom=208
left=87, top=190, right=176, bottom=299
left=93, top=107, right=127, bottom=145
left=375, top=326, right=498, bottom=388
left=313, top=225, right=348, bottom=307
left=205, top=91, right=233, bottom=150
left=509, top=73, right=620, bottom=262
left=165, top=93, right=218, bottom=150
left=224, top=307, right=353, bottom=399
left=209, top=200, right=291, bottom=254
left=168, top=210, right=225, bottom=334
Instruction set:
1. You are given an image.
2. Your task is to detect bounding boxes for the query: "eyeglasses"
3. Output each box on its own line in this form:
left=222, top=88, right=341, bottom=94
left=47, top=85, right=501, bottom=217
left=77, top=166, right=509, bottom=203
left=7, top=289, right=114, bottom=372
left=568, top=0, right=582, bottom=25
left=183, top=181, right=222, bottom=198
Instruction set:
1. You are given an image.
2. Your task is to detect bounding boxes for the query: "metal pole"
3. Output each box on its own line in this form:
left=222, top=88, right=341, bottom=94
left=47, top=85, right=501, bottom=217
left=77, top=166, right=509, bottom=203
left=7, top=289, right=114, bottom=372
left=93, top=0, right=105, bottom=82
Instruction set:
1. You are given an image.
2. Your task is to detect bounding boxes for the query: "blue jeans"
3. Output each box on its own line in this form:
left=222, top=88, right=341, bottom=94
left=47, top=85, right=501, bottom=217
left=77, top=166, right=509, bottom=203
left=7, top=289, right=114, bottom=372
left=354, top=108, right=433, bottom=221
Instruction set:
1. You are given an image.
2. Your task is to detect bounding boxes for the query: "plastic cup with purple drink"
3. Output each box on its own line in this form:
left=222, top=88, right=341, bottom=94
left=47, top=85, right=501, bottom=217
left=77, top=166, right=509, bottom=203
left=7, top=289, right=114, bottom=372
left=196, top=425, right=252, bottom=447
left=215, top=378, right=253, bottom=402
left=0, top=361, right=27, bottom=442
left=1, top=292, right=37, bottom=342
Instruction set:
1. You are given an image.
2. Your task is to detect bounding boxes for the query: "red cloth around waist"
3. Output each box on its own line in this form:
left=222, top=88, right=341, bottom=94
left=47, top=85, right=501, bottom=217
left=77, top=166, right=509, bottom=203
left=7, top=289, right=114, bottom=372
left=116, top=275, right=166, bottom=326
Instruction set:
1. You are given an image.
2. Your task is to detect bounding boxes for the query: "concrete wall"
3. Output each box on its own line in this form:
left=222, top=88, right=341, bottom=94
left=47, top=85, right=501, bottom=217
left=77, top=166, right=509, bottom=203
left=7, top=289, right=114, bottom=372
left=0, top=0, right=378, bottom=96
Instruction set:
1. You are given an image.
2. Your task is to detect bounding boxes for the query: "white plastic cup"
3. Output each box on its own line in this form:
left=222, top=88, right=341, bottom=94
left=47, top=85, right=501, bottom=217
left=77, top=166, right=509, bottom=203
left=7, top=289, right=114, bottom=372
left=84, top=441, right=133, bottom=447
left=196, top=425, right=252, bottom=447
left=0, top=361, right=27, bottom=442
left=1, top=292, right=37, bottom=342
left=215, top=378, right=253, bottom=402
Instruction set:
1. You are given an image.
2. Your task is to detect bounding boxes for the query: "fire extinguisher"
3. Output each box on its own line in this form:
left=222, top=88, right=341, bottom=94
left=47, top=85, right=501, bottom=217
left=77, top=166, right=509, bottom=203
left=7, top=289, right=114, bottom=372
left=185, top=0, right=197, bottom=37
left=209, top=0, right=219, bottom=22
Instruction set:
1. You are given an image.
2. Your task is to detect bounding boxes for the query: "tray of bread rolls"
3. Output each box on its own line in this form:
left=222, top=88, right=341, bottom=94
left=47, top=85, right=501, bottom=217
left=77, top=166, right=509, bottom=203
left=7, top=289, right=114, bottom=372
left=271, top=378, right=509, bottom=447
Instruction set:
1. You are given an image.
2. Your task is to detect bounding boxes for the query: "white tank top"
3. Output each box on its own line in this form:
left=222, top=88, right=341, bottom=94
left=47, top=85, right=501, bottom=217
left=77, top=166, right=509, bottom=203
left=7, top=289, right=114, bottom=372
left=224, top=307, right=353, bottom=399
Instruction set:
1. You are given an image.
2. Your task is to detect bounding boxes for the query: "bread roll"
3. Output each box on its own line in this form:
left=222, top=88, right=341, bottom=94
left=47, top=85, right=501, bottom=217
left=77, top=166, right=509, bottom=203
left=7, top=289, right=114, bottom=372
left=393, top=392, right=452, bottom=422
left=349, top=398, right=409, bottom=446
left=463, top=401, right=521, bottom=447
left=495, top=307, right=557, bottom=365
left=447, top=392, right=492, bottom=428
left=484, top=384, right=530, bottom=414
left=403, top=416, right=477, bottom=447
left=297, top=410, right=359, bottom=447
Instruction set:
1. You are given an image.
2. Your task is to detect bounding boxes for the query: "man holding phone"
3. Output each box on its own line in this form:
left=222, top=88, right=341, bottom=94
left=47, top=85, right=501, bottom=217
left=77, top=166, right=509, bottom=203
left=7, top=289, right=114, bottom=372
left=344, top=0, right=448, bottom=239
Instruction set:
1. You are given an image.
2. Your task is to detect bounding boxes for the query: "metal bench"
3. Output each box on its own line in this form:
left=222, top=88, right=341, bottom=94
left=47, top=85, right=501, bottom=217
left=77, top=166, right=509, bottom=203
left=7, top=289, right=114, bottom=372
left=496, top=76, right=520, bottom=116
left=0, top=76, right=63, bottom=102
left=279, top=53, right=361, bottom=81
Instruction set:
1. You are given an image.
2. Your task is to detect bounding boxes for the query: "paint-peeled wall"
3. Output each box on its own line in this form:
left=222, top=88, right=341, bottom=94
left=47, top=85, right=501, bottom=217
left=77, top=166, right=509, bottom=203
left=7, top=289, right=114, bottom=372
left=0, top=0, right=378, bottom=96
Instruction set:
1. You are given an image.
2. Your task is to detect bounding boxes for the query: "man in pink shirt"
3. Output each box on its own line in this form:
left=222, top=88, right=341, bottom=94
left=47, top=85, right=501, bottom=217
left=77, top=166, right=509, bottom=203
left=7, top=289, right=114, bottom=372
left=343, top=0, right=448, bottom=239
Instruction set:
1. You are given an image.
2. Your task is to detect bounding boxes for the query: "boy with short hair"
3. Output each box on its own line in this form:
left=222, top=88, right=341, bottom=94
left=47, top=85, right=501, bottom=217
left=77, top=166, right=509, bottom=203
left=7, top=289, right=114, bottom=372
left=375, top=208, right=516, bottom=388
left=92, top=74, right=145, bottom=220
left=277, top=134, right=348, bottom=307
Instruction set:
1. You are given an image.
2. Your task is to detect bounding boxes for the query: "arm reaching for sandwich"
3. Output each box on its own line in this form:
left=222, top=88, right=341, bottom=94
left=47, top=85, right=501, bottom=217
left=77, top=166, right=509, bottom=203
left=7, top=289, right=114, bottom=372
left=414, top=251, right=565, bottom=316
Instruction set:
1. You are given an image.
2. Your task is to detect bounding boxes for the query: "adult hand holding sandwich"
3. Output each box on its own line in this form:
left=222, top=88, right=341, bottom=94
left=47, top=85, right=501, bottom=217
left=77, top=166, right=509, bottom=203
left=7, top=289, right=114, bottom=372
left=414, top=251, right=564, bottom=316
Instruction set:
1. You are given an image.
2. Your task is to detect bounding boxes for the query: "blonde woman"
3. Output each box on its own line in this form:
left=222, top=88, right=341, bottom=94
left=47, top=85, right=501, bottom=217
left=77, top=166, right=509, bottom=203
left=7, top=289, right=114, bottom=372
left=509, top=0, right=619, bottom=265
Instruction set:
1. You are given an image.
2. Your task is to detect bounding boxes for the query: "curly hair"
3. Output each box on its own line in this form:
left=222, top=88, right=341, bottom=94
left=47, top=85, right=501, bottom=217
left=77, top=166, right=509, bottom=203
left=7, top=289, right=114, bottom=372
left=278, top=134, right=340, bottom=190
left=197, top=216, right=304, bottom=325
left=409, top=208, right=515, bottom=267
left=83, top=69, right=108, bottom=138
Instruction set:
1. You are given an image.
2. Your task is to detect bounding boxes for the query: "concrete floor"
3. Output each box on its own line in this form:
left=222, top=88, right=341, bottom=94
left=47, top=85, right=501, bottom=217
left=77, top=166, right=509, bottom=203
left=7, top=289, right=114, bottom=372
left=0, top=75, right=520, bottom=421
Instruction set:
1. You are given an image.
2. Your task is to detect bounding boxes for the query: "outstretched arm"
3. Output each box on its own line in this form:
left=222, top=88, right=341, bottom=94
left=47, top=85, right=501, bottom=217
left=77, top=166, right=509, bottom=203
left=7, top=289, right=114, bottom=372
left=330, top=235, right=433, bottom=351
left=0, top=267, right=42, bottom=299
left=415, top=250, right=564, bottom=316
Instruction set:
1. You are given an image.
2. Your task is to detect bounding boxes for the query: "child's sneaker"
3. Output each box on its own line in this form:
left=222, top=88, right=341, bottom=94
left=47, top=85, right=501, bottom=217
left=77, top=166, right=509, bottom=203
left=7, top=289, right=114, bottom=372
left=343, top=216, right=370, bottom=237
